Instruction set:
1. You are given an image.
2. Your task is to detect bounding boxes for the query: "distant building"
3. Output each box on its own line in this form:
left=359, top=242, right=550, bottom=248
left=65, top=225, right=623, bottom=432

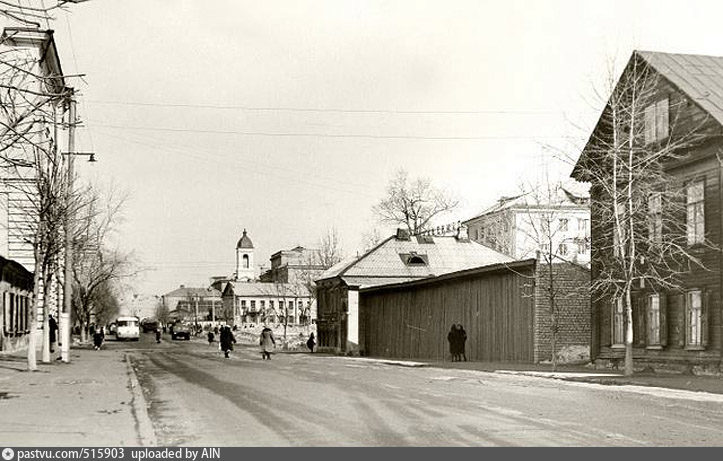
left=161, top=285, right=222, bottom=324
left=221, top=281, right=312, bottom=327
left=235, top=229, right=256, bottom=281
left=315, top=228, right=514, bottom=354
left=463, top=184, right=591, bottom=264
left=259, top=246, right=326, bottom=285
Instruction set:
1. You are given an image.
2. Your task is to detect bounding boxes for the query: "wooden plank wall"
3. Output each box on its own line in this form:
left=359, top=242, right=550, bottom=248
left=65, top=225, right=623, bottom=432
left=360, top=267, right=535, bottom=362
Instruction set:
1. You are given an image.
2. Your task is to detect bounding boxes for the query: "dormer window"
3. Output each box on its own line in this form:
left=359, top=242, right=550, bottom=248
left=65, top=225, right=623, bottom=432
left=644, top=98, right=669, bottom=144
left=400, top=252, right=428, bottom=266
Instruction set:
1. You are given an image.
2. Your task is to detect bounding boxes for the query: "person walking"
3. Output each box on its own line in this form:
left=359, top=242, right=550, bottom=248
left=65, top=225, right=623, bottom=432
left=260, top=326, right=275, bottom=360
left=155, top=327, right=162, bottom=344
left=306, top=332, right=316, bottom=353
left=219, top=325, right=235, bottom=358
left=48, top=314, right=58, bottom=354
left=93, top=326, right=104, bottom=350
left=457, top=324, right=468, bottom=362
left=207, top=330, right=215, bottom=345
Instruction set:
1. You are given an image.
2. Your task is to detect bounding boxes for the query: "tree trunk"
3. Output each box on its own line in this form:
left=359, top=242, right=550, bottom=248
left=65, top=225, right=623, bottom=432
left=624, top=286, right=634, bottom=376
left=41, top=272, right=52, bottom=363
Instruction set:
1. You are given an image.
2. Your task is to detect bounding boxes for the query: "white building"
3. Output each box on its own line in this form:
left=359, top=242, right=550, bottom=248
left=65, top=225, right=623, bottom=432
left=463, top=184, right=591, bottom=264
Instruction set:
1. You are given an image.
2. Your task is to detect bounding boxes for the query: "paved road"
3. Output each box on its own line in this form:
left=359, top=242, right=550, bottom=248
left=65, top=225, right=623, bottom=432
left=115, top=332, right=723, bottom=446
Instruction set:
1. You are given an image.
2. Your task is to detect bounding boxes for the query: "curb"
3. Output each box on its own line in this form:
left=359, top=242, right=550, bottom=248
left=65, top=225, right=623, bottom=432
left=343, top=357, right=429, bottom=368
left=124, top=353, right=158, bottom=446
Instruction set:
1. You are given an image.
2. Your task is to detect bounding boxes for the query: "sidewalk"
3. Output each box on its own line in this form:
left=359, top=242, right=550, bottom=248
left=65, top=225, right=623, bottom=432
left=332, top=354, right=723, bottom=395
left=0, top=346, right=155, bottom=446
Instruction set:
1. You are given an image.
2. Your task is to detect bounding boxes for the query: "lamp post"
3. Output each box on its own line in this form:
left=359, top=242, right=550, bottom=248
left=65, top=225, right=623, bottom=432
left=61, top=91, right=96, bottom=363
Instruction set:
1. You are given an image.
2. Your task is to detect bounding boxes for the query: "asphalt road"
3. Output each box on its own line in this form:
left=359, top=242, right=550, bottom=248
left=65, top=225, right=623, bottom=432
left=112, top=332, right=723, bottom=446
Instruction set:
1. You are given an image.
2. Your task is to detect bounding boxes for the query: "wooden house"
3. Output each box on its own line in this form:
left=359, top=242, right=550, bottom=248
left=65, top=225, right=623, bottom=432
left=572, top=51, right=723, bottom=372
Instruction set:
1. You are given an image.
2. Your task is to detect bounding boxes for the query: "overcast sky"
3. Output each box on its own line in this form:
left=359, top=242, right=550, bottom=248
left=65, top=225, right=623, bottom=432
left=48, top=0, right=722, bottom=296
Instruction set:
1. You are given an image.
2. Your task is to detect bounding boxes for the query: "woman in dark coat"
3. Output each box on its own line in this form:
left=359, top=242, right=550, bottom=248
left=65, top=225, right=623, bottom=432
left=447, top=324, right=460, bottom=362
left=93, top=326, right=104, bottom=350
left=457, top=324, right=467, bottom=362
left=219, top=326, right=236, bottom=358
left=260, top=327, right=275, bottom=360
left=306, top=332, right=316, bottom=353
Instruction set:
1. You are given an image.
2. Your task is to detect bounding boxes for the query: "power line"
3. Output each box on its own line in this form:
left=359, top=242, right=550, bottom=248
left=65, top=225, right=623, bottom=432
left=85, top=99, right=559, bottom=116
left=92, top=122, right=574, bottom=141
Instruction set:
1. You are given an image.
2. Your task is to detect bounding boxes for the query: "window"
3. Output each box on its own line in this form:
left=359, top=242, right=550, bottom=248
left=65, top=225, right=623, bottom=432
left=288, top=301, right=293, bottom=309
left=475, top=228, right=480, bottom=241
left=240, top=300, right=246, bottom=309
left=269, top=300, right=274, bottom=309
left=576, top=239, right=587, bottom=255
left=260, top=300, right=265, bottom=310
left=540, top=243, right=550, bottom=253
left=400, top=252, right=428, bottom=266
left=686, top=181, right=705, bottom=245
left=686, top=290, right=703, bottom=347
left=558, top=243, right=568, bottom=256
left=577, top=218, right=588, bottom=232
left=648, top=192, right=663, bottom=244
left=644, top=98, right=669, bottom=144
left=558, top=218, right=568, bottom=231
left=250, top=300, right=256, bottom=311
left=612, top=297, right=625, bottom=346
left=242, top=254, right=249, bottom=269
left=647, top=294, right=661, bottom=346
left=541, top=219, right=550, bottom=233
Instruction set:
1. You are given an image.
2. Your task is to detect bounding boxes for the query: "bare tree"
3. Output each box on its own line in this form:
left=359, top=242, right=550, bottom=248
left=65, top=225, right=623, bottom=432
left=514, top=179, right=590, bottom=370
left=571, top=53, right=716, bottom=375
left=374, top=169, right=459, bottom=234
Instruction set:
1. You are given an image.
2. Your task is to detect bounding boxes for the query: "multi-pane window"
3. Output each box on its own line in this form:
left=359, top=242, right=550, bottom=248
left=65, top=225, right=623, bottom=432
left=644, top=98, right=669, bottom=144
left=612, top=297, right=624, bottom=346
left=576, top=239, right=587, bottom=255
left=540, top=243, right=550, bottom=254
left=260, top=300, right=265, bottom=310
left=240, top=300, right=246, bottom=309
left=648, top=192, right=663, bottom=244
left=686, top=290, right=702, bottom=347
left=269, top=300, right=274, bottom=309
left=686, top=181, right=705, bottom=245
left=647, top=294, right=661, bottom=346
left=558, top=243, right=568, bottom=256
left=559, top=219, right=568, bottom=231
left=250, top=300, right=256, bottom=311
left=578, top=218, right=588, bottom=233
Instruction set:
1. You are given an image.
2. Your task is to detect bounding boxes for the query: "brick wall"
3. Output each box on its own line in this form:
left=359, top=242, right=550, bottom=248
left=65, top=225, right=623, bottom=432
left=534, top=262, right=591, bottom=363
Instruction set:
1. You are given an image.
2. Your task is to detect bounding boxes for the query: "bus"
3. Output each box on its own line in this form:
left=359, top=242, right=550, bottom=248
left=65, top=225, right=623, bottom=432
left=115, top=316, right=140, bottom=341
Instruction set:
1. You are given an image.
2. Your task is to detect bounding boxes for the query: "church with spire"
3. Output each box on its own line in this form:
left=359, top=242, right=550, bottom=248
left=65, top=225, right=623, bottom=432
left=235, top=229, right=255, bottom=281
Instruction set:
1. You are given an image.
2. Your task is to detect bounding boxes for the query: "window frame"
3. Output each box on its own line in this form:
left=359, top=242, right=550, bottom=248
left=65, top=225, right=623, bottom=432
left=612, top=297, right=625, bottom=348
left=685, top=289, right=704, bottom=349
left=685, top=179, right=705, bottom=246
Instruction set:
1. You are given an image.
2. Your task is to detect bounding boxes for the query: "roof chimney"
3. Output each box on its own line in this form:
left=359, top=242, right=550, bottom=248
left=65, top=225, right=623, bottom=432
left=396, top=228, right=411, bottom=241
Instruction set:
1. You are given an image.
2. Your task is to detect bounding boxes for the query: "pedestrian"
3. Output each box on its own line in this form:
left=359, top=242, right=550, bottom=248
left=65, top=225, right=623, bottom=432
left=220, top=325, right=236, bottom=358
left=207, top=330, right=215, bottom=345
left=214, top=326, right=219, bottom=335
left=93, top=326, right=104, bottom=350
left=447, top=324, right=460, bottom=362
left=259, top=326, right=275, bottom=360
left=155, top=327, right=162, bottom=344
left=306, top=332, right=315, bottom=353
left=48, top=314, right=58, bottom=354
left=457, top=324, right=467, bottom=362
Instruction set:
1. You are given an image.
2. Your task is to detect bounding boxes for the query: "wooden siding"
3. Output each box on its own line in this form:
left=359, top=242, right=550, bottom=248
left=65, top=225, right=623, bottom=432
left=359, top=266, right=536, bottom=362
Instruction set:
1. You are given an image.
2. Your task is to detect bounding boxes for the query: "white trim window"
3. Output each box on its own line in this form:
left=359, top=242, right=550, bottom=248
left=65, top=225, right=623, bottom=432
left=612, top=297, right=625, bottom=347
left=558, top=218, right=568, bottom=231
left=558, top=243, right=568, bottom=256
left=686, top=181, right=705, bottom=245
left=644, top=98, right=669, bottom=144
left=647, top=294, right=660, bottom=346
left=686, top=290, right=703, bottom=347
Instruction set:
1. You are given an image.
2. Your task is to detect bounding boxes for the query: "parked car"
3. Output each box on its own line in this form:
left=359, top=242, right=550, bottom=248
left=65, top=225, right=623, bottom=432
left=140, top=318, right=159, bottom=333
left=171, top=323, right=191, bottom=340
left=115, top=316, right=140, bottom=341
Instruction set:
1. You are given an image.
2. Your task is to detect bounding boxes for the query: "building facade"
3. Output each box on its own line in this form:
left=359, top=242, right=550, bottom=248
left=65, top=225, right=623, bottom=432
left=463, top=185, right=591, bottom=265
left=572, top=50, right=723, bottom=372
left=221, top=281, right=312, bottom=328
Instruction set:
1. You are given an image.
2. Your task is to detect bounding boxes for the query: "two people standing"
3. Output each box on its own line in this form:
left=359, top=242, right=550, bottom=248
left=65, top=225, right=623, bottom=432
left=447, top=324, right=467, bottom=362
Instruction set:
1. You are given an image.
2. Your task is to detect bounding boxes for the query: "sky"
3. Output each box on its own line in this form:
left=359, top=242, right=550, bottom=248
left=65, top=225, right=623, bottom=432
left=43, top=0, right=723, bottom=297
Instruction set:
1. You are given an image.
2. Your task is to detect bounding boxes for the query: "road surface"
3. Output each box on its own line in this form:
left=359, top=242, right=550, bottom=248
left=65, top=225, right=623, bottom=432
left=110, top=332, right=723, bottom=446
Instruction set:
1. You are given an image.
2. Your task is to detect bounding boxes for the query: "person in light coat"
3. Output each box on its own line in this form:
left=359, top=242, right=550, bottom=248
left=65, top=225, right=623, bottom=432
left=259, top=326, right=275, bottom=360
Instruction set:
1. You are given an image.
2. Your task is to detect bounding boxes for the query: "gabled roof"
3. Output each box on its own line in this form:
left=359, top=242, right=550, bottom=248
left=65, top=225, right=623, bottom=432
left=636, top=51, right=723, bottom=126
left=164, top=286, right=221, bottom=298
left=223, top=281, right=311, bottom=298
left=315, top=233, right=514, bottom=289
left=573, top=50, right=723, bottom=178
left=463, top=183, right=589, bottom=223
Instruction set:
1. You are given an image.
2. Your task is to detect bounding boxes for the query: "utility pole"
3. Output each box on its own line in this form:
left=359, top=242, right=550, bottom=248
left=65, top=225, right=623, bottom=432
left=61, top=90, right=76, bottom=364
